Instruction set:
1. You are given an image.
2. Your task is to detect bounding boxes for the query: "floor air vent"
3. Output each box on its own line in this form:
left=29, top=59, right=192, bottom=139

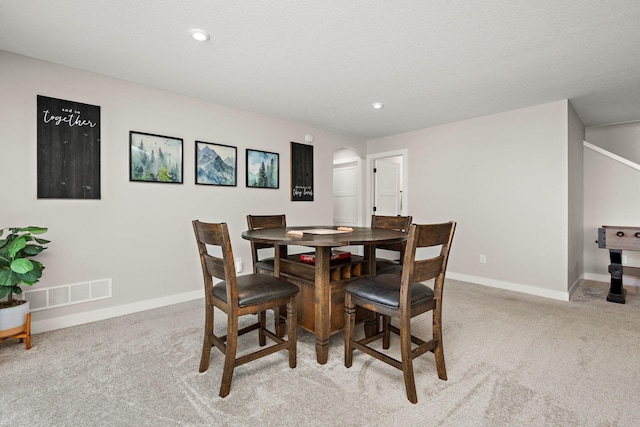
left=23, top=279, right=112, bottom=311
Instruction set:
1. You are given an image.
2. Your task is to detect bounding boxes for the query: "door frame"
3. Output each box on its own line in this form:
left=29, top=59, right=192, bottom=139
left=366, top=149, right=409, bottom=224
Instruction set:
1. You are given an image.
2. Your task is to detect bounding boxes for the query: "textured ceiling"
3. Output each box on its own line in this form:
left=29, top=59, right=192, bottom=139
left=1, top=1, right=640, bottom=139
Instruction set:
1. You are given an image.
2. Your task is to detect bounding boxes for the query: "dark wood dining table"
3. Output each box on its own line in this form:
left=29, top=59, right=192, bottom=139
left=241, top=226, right=407, bottom=364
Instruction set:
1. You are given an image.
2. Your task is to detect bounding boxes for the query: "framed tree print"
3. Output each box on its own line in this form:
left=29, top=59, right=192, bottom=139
left=246, top=149, right=279, bottom=189
left=195, top=141, right=237, bottom=186
left=129, top=131, right=183, bottom=184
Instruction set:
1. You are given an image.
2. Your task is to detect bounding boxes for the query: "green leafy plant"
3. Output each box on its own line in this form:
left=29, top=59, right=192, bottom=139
left=0, top=226, right=49, bottom=308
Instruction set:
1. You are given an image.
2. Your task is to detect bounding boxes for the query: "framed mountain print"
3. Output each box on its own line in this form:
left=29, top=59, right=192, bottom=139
left=195, top=141, right=237, bottom=186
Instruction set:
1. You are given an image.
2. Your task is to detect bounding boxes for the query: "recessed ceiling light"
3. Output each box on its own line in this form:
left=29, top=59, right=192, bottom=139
left=372, top=102, right=384, bottom=109
left=190, top=29, right=210, bottom=42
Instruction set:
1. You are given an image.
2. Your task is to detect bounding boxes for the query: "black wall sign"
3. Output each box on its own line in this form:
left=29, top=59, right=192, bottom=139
left=37, top=95, right=101, bottom=199
left=290, top=141, right=313, bottom=201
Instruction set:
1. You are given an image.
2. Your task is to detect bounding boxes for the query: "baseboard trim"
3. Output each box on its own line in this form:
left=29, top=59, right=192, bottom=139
left=584, top=272, right=640, bottom=287
left=32, top=273, right=591, bottom=334
left=568, top=276, right=583, bottom=299
left=31, top=290, right=203, bottom=334
left=447, top=272, right=570, bottom=301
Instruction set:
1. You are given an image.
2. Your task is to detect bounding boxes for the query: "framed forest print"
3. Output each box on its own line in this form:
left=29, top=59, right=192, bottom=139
left=246, top=149, right=279, bottom=189
left=130, top=131, right=183, bottom=184
left=195, top=141, right=237, bottom=186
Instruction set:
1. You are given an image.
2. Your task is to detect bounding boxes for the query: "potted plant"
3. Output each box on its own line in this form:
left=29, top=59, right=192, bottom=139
left=0, top=226, right=49, bottom=340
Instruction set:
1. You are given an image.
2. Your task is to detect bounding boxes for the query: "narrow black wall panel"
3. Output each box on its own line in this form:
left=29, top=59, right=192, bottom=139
left=37, top=95, right=101, bottom=199
left=290, top=141, right=313, bottom=201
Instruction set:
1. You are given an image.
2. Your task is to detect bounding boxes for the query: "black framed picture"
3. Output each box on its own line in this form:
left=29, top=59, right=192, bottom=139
left=290, top=141, right=314, bottom=201
left=246, top=149, right=279, bottom=189
left=195, top=141, right=237, bottom=186
left=37, top=95, right=101, bottom=199
left=129, top=131, right=183, bottom=183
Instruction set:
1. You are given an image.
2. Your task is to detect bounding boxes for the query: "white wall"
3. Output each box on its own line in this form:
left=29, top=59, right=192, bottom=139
left=1, top=49, right=597, bottom=329
left=367, top=101, right=573, bottom=300
left=0, top=51, right=365, bottom=331
left=586, top=122, right=640, bottom=165
left=584, top=122, right=640, bottom=282
left=567, top=102, right=585, bottom=293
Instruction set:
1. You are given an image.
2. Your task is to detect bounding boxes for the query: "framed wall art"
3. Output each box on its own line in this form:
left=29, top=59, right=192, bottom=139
left=130, top=131, right=183, bottom=184
left=37, top=95, right=101, bottom=199
left=290, top=141, right=314, bottom=201
left=195, top=141, right=237, bottom=186
left=246, top=149, right=279, bottom=189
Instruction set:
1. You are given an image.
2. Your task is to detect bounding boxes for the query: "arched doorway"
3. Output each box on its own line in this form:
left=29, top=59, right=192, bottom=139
left=332, top=148, right=364, bottom=227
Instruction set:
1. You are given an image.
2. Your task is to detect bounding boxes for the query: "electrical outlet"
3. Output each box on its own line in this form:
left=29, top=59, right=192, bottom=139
left=622, top=255, right=628, bottom=265
left=235, top=257, right=243, bottom=273
left=480, top=254, right=487, bottom=264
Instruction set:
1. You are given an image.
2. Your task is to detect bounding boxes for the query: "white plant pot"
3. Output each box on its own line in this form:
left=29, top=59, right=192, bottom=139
left=0, top=300, right=30, bottom=338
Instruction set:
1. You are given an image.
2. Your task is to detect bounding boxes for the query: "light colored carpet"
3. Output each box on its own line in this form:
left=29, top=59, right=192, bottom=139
left=1, top=279, right=639, bottom=426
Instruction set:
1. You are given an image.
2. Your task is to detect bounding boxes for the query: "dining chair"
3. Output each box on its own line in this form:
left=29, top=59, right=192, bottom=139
left=246, top=214, right=287, bottom=274
left=344, top=221, right=456, bottom=403
left=246, top=214, right=288, bottom=336
left=192, top=220, right=299, bottom=398
left=371, top=214, right=412, bottom=275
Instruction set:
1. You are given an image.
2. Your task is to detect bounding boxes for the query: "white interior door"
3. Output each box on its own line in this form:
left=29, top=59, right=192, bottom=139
left=333, top=160, right=359, bottom=226
left=374, top=158, right=402, bottom=216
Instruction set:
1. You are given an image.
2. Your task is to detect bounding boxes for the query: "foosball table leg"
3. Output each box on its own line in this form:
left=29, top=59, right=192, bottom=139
left=607, top=249, right=626, bottom=304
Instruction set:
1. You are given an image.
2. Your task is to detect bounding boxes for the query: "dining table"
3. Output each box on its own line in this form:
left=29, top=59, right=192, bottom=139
left=241, top=225, right=407, bottom=364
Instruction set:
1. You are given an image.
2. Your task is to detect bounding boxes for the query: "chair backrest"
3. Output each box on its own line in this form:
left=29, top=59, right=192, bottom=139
left=192, top=220, right=238, bottom=307
left=246, top=214, right=286, bottom=264
left=371, top=214, right=413, bottom=257
left=401, top=222, right=456, bottom=305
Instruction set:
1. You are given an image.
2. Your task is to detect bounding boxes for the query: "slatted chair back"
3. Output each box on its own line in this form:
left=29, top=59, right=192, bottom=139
left=371, top=214, right=413, bottom=274
left=371, top=214, right=412, bottom=252
left=193, top=221, right=239, bottom=308
left=246, top=214, right=286, bottom=273
left=401, top=222, right=455, bottom=304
